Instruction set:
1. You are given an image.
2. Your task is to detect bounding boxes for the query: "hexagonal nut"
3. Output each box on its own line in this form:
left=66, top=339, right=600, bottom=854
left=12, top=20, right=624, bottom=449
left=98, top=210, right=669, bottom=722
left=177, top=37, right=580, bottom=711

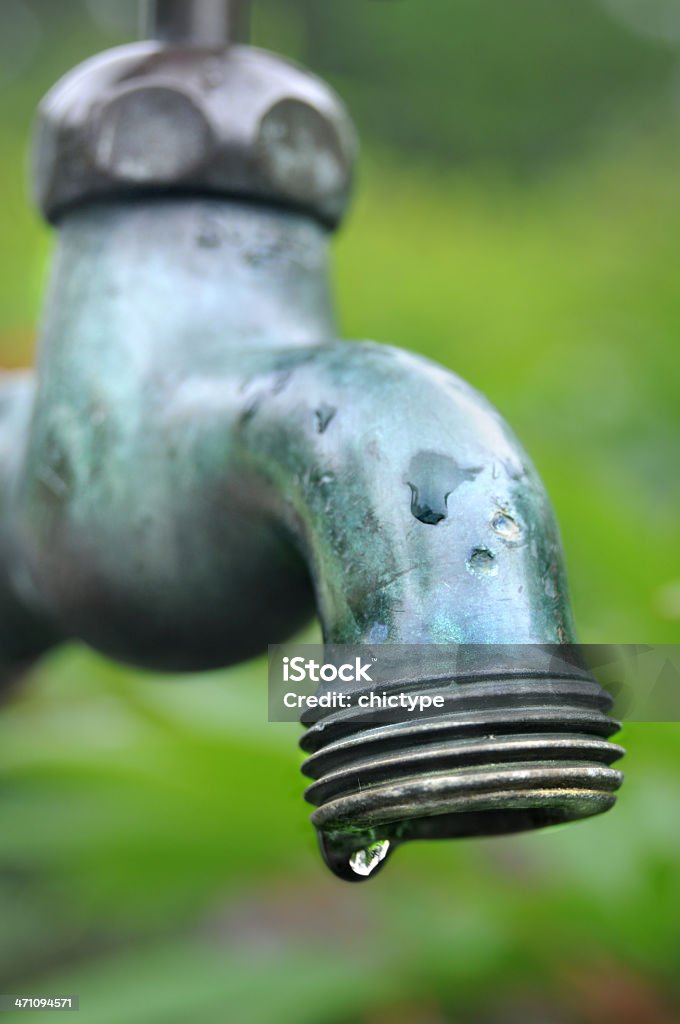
left=33, top=42, right=358, bottom=228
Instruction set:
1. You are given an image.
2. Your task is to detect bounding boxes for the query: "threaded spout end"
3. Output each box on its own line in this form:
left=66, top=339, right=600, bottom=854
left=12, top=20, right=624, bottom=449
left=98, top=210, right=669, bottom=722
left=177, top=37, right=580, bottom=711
left=301, top=663, right=624, bottom=881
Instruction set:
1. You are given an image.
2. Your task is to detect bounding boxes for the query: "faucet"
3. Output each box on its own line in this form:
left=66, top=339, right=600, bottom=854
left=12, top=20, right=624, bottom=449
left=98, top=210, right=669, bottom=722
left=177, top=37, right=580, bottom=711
left=0, top=0, right=623, bottom=880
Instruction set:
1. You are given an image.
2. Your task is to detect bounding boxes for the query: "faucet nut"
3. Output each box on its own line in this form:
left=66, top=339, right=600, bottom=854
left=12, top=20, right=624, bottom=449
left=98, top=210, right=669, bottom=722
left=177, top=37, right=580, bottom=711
left=90, top=84, right=215, bottom=183
left=33, top=42, right=357, bottom=228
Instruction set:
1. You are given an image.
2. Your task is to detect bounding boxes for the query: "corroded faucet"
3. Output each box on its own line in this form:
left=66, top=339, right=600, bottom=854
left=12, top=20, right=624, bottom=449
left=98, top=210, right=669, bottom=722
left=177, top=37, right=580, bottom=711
left=0, top=0, right=623, bottom=880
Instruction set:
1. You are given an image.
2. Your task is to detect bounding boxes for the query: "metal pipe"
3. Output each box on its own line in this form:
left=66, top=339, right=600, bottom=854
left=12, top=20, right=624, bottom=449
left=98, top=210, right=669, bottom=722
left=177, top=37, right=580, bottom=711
left=144, top=0, right=250, bottom=47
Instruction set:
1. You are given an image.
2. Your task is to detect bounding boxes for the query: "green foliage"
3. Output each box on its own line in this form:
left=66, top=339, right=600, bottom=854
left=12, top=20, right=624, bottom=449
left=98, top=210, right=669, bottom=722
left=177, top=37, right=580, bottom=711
left=295, top=0, right=677, bottom=168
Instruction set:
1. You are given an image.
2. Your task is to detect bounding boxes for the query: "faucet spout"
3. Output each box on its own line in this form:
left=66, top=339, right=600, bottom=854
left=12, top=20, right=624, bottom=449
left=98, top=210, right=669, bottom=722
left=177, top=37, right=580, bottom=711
left=239, top=342, right=576, bottom=647
left=219, top=338, right=624, bottom=878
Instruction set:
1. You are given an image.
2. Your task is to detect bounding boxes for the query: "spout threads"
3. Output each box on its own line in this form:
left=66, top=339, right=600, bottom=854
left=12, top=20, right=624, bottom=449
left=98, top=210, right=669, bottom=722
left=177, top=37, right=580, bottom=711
left=301, top=670, right=624, bottom=855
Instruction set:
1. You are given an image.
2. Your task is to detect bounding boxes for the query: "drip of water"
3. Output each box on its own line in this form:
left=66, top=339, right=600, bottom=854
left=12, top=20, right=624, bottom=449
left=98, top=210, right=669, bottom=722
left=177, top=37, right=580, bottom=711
left=315, top=403, right=336, bottom=433
left=349, top=840, right=391, bottom=877
left=491, top=509, right=523, bottom=544
left=467, top=547, right=497, bottom=577
left=317, top=831, right=394, bottom=882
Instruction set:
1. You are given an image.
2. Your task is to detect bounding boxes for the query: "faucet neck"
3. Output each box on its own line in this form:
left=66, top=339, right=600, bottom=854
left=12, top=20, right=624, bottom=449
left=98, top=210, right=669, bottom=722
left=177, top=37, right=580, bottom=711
left=52, top=198, right=339, bottom=352
left=145, top=0, right=251, bottom=47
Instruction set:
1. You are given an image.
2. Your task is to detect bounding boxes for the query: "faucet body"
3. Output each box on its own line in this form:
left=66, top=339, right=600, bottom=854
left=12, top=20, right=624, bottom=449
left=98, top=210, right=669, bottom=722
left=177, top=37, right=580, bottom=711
left=13, top=199, right=326, bottom=670
left=12, top=196, right=577, bottom=665
left=0, top=17, right=623, bottom=879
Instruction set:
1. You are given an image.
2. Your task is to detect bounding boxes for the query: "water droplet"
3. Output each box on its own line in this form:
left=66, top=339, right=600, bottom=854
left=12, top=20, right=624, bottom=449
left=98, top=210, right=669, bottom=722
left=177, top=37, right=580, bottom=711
left=318, top=831, right=393, bottom=882
left=349, top=841, right=391, bottom=878
left=467, top=547, right=497, bottom=577
left=491, top=509, right=523, bottom=544
left=408, top=485, right=446, bottom=525
left=315, top=404, right=336, bottom=434
left=406, top=452, right=482, bottom=526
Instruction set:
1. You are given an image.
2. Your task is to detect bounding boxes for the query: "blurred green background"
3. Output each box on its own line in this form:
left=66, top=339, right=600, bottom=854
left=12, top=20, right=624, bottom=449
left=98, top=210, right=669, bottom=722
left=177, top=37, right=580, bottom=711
left=1, top=1, right=679, bottom=1021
